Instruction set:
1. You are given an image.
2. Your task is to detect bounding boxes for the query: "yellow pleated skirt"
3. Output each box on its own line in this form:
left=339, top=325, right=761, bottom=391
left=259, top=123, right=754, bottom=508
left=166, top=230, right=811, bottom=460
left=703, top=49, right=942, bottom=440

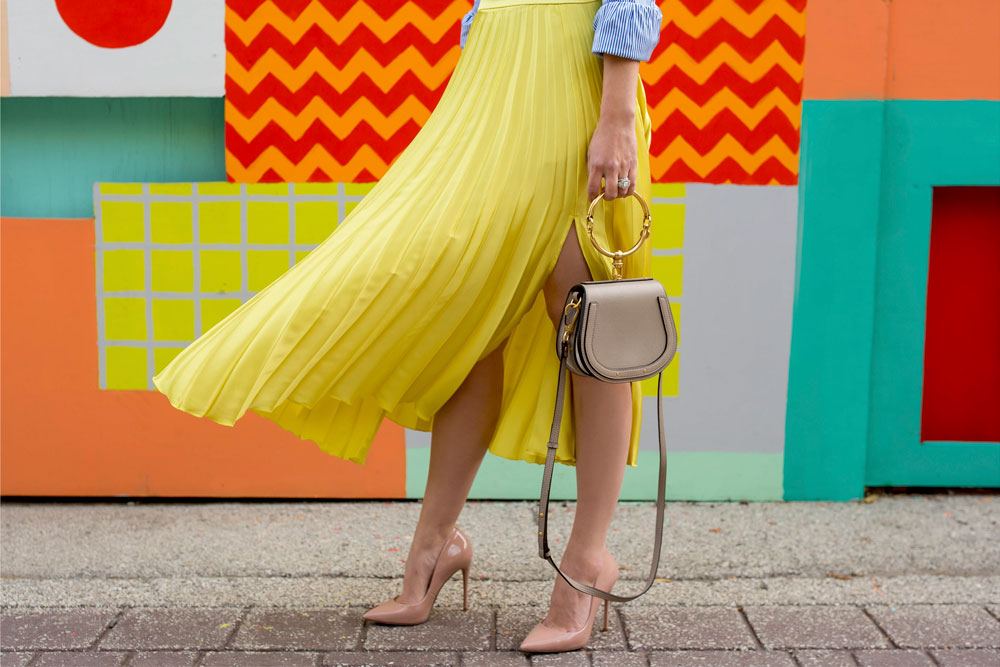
left=152, top=0, right=655, bottom=468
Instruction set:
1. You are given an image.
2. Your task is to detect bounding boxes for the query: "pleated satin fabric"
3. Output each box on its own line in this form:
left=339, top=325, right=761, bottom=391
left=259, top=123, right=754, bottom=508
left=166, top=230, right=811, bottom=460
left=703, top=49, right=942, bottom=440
left=152, top=0, right=655, bottom=467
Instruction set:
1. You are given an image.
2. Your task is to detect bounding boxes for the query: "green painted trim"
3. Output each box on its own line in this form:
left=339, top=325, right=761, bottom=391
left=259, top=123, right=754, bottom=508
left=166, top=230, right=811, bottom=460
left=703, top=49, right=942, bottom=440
left=405, top=448, right=783, bottom=501
left=866, top=100, right=1000, bottom=486
left=783, top=100, right=885, bottom=501
left=0, top=97, right=225, bottom=219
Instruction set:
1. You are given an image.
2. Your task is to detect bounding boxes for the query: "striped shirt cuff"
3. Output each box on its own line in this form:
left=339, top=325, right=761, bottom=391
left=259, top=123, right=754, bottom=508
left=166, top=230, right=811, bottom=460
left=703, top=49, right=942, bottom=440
left=592, top=0, right=663, bottom=62
left=459, top=0, right=480, bottom=49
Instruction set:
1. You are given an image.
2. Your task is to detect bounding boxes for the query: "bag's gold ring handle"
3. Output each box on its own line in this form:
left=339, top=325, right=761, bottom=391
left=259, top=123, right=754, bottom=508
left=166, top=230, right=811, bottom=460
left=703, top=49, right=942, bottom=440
left=584, top=190, right=652, bottom=280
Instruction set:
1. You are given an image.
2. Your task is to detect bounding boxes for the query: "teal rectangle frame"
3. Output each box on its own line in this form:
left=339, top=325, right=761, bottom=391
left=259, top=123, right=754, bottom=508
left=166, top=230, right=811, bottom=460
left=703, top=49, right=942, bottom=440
left=866, top=101, right=1000, bottom=487
left=785, top=99, right=1000, bottom=499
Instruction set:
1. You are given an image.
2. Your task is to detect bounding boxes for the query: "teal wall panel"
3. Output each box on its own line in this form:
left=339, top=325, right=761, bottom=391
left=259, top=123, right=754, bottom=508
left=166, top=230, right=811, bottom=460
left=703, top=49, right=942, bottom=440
left=0, top=97, right=225, bottom=219
left=783, top=99, right=885, bottom=501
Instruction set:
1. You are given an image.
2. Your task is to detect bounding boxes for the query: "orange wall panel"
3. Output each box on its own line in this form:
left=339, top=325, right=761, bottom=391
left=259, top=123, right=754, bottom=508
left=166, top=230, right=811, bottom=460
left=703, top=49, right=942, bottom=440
left=0, top=217, right=406, bottom=498
left=803, top=0, right=1000, bottom=101
left=885, top=0, right=1000, bottom=101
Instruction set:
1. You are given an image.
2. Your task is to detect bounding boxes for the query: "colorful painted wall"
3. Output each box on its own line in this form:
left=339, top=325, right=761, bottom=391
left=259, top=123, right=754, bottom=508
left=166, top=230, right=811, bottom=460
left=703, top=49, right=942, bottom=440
left=1, top=0, right=996, bottom=501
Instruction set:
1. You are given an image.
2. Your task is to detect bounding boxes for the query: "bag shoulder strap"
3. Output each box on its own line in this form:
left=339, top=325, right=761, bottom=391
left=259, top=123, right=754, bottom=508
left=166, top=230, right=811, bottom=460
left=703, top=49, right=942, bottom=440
left=536, top=342, right=668, bottom=603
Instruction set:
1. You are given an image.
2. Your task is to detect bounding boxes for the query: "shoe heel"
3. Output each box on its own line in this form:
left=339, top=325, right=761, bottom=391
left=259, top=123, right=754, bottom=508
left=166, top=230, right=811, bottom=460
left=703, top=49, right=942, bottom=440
left=602, top=599, right=609, bottom=632
left=461, top=565, right=470, bottom=611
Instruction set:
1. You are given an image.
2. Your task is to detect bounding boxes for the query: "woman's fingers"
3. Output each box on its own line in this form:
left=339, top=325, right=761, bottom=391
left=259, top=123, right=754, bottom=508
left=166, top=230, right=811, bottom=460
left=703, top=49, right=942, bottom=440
left=588, top=160, right=604, bottom=203
left=604, top=170, right=619, bottom=201
left=625, top=163, right=637, bottom=198
left=586, top=122, right=638, bottom=201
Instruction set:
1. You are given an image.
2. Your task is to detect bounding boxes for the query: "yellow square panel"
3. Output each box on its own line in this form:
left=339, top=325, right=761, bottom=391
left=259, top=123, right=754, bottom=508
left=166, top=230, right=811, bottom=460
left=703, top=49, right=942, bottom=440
left=201, top=298, right=243, bottom=332
left=100, top=183, right=143, bottom=195
left=651, top=183, right=685, bottom=198
left=344, top=200, right=363, bottom=218
left=247, top=250, right=290, bottom=291
left=344, top=183, right=375, bottom=196
left=246, top=183, right=288, bottom=195
left=198, top=183, right=241, bottom=196
left=294, top=183, right=339, bottom=195
left=198, top=201, right=242, bottom=243
left=667, top=300, right=680, bottom=347
left=247, top=201, right=290, bottom=244
left=200, top=251, right=241, bottom=293
left=150, top=202, right=194, bottom=244
left=103, top=249, right=145, bottom=291
left=104, top=297, right=146, bottom=341
left=149, top=184, right=193, bottom=195
left=101, top=201, right=144, bottom=242
left=294, top=201, right=338, bottom=244
left=153, top=347, right=183, bottom=375
left=649, top=203, right=684, bottom=250
left=150, top=250, right=194, bottom=292
left=294, top=250, right=312, bottom=264
left=105, top=346, right=148, bottom=390
left=152, top=299, right=195, bottom=341
left=651, top=255, right=683, bottom=297
left=640, top=350, right=680, bottom=397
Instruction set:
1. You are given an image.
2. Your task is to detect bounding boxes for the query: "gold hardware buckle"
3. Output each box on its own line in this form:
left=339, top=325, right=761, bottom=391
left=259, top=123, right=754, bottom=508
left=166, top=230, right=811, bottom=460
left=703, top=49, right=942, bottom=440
left=561, top=294, right=582, bottom=344
left=584, top=190, right=652, bottom=280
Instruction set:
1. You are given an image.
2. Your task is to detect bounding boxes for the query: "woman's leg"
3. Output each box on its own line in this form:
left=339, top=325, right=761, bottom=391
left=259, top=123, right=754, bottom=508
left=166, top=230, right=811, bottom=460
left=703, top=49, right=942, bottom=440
left=538, top=223, right=632, bottom=630
left=394, top=337, right=507, bottom=604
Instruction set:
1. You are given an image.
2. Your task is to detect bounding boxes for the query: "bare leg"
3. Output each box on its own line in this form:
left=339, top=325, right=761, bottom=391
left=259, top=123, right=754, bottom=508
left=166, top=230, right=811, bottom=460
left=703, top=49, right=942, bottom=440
left=537, top=223, right=632, bottom=630
left=394, top=337, right=507, bottom=604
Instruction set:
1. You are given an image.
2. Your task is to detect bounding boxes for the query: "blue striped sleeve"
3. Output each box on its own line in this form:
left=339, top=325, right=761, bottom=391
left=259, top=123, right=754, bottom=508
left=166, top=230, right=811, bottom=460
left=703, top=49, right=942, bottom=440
left=459, top=0, right=481, bottom=49
left=591, top=0, right=664, bottom=62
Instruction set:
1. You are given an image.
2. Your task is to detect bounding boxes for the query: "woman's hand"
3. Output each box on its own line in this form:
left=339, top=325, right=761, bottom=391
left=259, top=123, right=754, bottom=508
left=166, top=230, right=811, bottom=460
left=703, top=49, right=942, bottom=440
left=587, top=54, right=642, bottom=202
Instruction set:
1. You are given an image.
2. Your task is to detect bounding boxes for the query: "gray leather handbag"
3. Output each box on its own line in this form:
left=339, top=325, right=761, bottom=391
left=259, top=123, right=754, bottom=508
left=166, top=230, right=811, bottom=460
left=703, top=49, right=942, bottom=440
left=537, top=190, right=678, bottom=603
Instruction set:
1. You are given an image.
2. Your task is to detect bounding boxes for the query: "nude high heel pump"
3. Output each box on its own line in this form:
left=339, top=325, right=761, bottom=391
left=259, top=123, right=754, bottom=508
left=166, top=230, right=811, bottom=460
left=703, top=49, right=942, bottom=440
left=519, top=550, right=619, bottom=653
left=362, top=525, right=472, bottom=626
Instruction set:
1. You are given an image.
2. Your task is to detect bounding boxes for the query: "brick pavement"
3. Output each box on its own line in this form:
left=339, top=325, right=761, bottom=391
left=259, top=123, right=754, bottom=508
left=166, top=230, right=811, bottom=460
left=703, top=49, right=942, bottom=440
left=2, top=603, right=998, bottom=666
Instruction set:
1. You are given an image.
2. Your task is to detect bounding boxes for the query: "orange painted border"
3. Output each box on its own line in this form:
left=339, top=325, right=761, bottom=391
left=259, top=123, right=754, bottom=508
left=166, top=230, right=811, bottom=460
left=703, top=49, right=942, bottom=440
left=803, top=0, right=1000, bottom=101
left=0, top=217, right=406, bottom=498
left=885, top=0, right=1000, bottom=101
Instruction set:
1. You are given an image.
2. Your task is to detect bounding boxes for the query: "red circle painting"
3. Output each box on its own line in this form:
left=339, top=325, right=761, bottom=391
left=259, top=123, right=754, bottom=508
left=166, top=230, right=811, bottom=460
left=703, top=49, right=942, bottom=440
left=55, top=0, right=173, bottom=49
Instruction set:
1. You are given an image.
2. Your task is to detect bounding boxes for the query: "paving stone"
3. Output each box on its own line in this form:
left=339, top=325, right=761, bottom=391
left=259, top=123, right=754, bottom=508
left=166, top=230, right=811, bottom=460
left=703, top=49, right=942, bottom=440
left=460, top=652, right=528, bottom=667
left=127, top=651, right=201, bottom=666
left=648, top=650, right=796, bottom=666
left=931, top=648, right=1000, bottom=667
left=529, top=653, right=589, bottom=666
left=866, top=605, right=1000, bottom=649
left=231, top=608, right=361, bottom=651
left=622, top=607, right=757, bottom=650
left=32, top=652, right=127, bottom=666
left=324, top=651, right=458, bottom=666
left=987, top=606, right=1000, bottom=622
left=853, top=649, right=935, bottom=666
left=0, top=609, right=117, bottom=650
left=592, top=651, right=649, bottom=667
left=98, top=608, right=241, bottom=650
left=742, top=605, right=887, bottom=649
left=363, top=609, right=492, bottom=651
left=792, top=649, right=855, bottom=667
left=200, top=652, right=321, bottom=666
left=496, top=605, right=625, bottom=651
left=0, top=654, right=33, bottom=667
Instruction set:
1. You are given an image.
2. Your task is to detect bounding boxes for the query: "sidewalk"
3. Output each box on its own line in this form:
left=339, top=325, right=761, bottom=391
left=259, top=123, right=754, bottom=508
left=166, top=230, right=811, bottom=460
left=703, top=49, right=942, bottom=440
left=1, top=493, right=998, bottom=666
